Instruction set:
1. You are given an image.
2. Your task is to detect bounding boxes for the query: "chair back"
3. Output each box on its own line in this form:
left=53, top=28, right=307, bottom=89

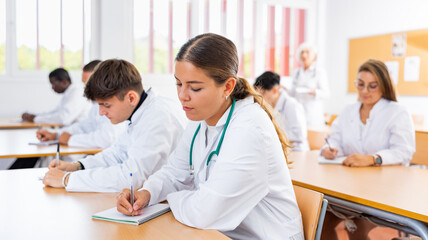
left=412, top=131, right=428, bottom=166
left=293, top=185, right=326, bottom=240
left=307, top=128, right=330, bottom=150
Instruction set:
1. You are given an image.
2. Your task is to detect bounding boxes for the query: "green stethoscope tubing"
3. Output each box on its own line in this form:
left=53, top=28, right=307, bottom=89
left=189, top=98, right=236, bottom=175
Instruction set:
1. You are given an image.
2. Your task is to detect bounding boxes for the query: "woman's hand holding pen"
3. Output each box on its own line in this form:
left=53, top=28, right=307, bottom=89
left=48, top=159, right=80, bottom=172
left=117, top=189, right=151, bottom=216
left=321, top=147, right=338, bottom=159
left=36, top=130, right=57, bottom=141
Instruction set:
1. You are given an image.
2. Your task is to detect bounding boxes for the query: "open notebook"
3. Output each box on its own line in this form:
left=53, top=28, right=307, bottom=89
left=92, top=203, right=170, bottom=225
left=318, top=155, right=346, bottom=165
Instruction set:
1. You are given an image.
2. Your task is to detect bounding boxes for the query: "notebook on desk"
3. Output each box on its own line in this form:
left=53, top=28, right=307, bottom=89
left=92, top=203, right=170, bottom=225
left=29, top=140, right=59, bottom=146
left=318, top=155, right=346, bottom=165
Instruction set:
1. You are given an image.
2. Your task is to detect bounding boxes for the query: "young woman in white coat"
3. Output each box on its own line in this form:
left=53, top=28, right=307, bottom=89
left=288, top=43, right=330, bottom=127
left=254, top=71, right=309, bottom=152
left=117, top=33, right=304, bottom=240
left=321, top=59, right=415, bottom=239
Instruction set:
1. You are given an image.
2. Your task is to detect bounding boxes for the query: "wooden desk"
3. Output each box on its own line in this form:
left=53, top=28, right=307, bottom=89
left=289, top=151, right=428, bottom=238
left=0, top=117, right=62, bottom=129
left=0, top=168, right=230, bottom=240
left=0, top=129, right=101, bottom=158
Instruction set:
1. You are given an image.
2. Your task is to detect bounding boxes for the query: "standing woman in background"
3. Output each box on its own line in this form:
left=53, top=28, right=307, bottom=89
left=289, top=43, right=330, bottom=127
left=117, top=33, right=304, bottom=240
left=321, top=59, right=415, bottom=239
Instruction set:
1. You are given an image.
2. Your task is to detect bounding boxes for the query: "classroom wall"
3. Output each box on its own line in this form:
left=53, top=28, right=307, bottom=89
left=321, top=0, right=428, bottom=124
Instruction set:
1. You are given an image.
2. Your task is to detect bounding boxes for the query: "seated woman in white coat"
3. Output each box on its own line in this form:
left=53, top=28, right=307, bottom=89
left=254, top=71, right=309, bottom=152
left=36, top=60, right=127, bottom=148
left=116, top=33, right=303, bottom=240
left=288, top=43, right=329, bottom=127
left=42, top=59, right=187, bottom=192
left=321, top=59, right=415, bottom=240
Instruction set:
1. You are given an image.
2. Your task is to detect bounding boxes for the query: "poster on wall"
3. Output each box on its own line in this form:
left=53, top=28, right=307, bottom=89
left=404, top=56, right=420, bottom=82
left=391, top=34, right=407, bottom=57
left=384, top=61, right=399, bottom=84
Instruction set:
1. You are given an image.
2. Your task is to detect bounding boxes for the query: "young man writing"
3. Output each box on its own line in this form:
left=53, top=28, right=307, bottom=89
left=36, top=60, right=127, bottom=148
left=43, top=59, right=187, bottom=192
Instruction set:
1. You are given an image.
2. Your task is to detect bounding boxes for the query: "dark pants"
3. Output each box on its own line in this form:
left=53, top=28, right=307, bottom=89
left=9, top=157, right=39, bottom=169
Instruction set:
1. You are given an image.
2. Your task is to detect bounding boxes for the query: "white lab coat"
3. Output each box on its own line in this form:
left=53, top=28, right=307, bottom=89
left=66, top=90, right=187, bottom=192
left=289, top=63, right=329, bottom=127
left=324, top=98, right=415, bottom=166
left=58, top=102, right=127, bottom=148
left=275, top=89, right=309, bottom=152
left=34, top=84, right=91, bottom=126
left=142, top=97, right=303, bottom=240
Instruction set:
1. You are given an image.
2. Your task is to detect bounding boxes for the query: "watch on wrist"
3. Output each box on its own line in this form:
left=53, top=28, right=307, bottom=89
left=372, top=154, right=382, bottom=166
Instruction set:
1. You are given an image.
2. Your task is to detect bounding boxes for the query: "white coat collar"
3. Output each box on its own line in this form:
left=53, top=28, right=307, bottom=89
left=275, top=89, right=289, bottom=111
left=354, top=98, right=389, bottom=119
left=128, top=87, right=154, bottom=125
left=202, top=96, right=254, bottom=129
left=63, top=83, right=76, bottom=96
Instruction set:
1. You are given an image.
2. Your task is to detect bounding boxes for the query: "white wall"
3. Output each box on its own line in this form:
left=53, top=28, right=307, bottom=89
left=321, top=0, right=428, bottom=124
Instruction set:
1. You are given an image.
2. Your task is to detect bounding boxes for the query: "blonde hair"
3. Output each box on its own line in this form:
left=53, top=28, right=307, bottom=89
left=176, top=33, right=291, bottom=163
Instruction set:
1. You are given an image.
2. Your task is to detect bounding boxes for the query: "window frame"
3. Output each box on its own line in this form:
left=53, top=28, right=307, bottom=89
left=132, top=0, right=317, bottom=79
left=0, top=0, right=98, bottom=82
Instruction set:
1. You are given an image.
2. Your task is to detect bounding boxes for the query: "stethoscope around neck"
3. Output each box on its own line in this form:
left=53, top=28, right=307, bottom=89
left=189, top=98, right=236, bottom=176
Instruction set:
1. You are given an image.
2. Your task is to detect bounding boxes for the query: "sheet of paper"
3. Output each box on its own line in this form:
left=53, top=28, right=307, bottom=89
left=384, top=61, right=399, bottom=84
left=295, top=87, right=312, bottom=94
left=391, top=33, right=406, bottom=57
left=404, top=56, right=420, bottom=82
left=29, top=140, right=59, bottom=146
left=318, top=155, right=346, bottom=165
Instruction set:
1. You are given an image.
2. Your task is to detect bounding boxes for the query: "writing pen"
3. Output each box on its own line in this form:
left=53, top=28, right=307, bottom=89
left=56, top=143, right=60, bottom=167
left=324, top=138, right=333, bottom=151
left=130, top=173, right=134, bottom=217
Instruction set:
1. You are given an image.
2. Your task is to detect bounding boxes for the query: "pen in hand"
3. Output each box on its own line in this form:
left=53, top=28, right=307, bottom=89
left=56, top=143, right=60, bottom=167
left=325, top=138, right=333, bottom=152
left=130, top=173, right=134, bottom=217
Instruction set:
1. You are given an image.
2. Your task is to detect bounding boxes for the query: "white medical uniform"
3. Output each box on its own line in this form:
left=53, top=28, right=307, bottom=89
left=58, top=102, right=127, bottom=148
left=289, top=64, right=329, bottom=127
left=275, top=89, right=309, bottom=152
left=34, top=84, right=91, bottom=126
left=324, top=98, right=415, bottom=166
left=65, top=90, right=187, bottom=192
left=142, top=96, right=304, bottom=240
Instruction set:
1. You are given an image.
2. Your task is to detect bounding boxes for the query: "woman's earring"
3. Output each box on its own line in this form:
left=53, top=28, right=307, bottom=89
left=226, top=95, right=229, bottom=100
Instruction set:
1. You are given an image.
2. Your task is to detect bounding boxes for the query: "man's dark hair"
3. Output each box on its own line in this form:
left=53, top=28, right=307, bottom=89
left=83, top=60, right=102, bottom=72
left=253, top=71, right=280, bottom=90
left=49, top=68, right=71, bottom=83
left=84, top=59, right=143, bottom=101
